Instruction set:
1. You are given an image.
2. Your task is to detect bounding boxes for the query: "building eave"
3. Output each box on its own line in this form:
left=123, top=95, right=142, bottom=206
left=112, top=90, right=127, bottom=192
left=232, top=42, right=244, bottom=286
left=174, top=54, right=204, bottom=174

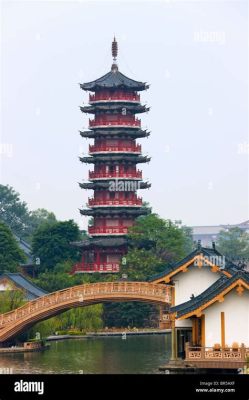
left=149, top=247, right=236, bottom=284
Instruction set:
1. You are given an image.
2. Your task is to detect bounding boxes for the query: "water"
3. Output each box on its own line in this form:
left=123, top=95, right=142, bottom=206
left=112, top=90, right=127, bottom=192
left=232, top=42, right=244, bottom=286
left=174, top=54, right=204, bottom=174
left=0, top=335, right=171, bottom=374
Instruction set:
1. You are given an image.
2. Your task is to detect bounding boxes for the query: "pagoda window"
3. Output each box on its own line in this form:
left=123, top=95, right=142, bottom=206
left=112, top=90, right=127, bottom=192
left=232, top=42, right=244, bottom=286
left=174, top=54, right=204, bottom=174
left=108, top=139, right=118, bottom=146
left=106, top=219, right=118, bottom=227
left=107, top=254, right=120, bottom=263
left=123, top=219, right=133, bottom=227
left=100, top=254, right=107, bottom=263
left=95, top=219, right=104, bottom=227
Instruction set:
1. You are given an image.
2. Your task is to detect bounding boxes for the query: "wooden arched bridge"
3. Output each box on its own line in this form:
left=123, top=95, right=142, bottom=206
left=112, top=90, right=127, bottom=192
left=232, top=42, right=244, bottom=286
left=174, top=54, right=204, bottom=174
left=0, top=281, right=171, bottom=342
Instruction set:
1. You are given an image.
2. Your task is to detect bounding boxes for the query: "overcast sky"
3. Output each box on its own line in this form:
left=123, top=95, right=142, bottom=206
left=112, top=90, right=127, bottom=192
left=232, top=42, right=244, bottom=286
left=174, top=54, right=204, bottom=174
left=1, top=0, right=248, bottom=229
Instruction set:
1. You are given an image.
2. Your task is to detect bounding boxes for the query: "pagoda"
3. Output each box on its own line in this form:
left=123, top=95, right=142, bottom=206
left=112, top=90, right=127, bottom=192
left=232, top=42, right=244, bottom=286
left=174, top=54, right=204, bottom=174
left=72, top=38, right=151, bottom=274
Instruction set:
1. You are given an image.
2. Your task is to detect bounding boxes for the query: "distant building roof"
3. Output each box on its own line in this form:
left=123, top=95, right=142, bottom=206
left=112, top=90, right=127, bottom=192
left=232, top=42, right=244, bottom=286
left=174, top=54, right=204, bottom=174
left=191, top=220, right=249, bottom=236
left=14, top=235, right=33, bottom=264
left=191, top=226, right=222, bottom=235
left=171, top=270, right=249, bottom=319
left=0, top=273, right=47, bottom=300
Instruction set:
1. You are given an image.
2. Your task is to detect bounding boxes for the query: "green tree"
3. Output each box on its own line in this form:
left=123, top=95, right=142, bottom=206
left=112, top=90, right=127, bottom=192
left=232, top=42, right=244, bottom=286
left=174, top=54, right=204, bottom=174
left=32, top=220, right=81, bottom=272
left=217, top=227, right=249, bottom=260
left=103, top=214, right=194, bottom=328
left=26, top=208, right=57, bottom=240
left=103, top=302, right=158, bottom=328
left=124, top=214, right=194, bottom=280
left=28, top=305, right=103, bottom=338
left=0, top=222, right=26, bottom=272
left=0, top=185, right=57, bottom=243
left=0, top=185, right=29, bottom=237
left=0, top=289, right=25, bottom=313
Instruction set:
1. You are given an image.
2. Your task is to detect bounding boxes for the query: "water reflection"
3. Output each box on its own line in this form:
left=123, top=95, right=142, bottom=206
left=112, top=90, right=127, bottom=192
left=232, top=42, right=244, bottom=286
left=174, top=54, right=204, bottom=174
left=0, top=335, right=171, bottom=374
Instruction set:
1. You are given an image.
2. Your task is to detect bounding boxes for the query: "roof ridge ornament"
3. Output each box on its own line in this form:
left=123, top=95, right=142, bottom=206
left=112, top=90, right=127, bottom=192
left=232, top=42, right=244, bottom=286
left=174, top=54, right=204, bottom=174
left=111, top=36, right=118, bottom=72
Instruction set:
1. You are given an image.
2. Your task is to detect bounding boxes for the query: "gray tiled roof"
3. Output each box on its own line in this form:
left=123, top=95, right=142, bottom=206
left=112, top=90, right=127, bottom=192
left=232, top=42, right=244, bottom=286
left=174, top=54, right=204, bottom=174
left=149, top=246, right=238, bottom=282
left=71, top=237, right=127, bottom=249
left=14, top=235, right=32, bottom=264
left=171, top=270, right=249, bottom=318
left=0, top=273, right=47, bottom=300
left=80, top=70, right=148, bottom=91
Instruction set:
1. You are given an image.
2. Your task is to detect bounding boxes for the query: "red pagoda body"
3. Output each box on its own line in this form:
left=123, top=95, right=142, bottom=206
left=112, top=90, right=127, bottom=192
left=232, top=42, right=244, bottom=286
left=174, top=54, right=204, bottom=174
left=72, top=38, right=151, bottom=274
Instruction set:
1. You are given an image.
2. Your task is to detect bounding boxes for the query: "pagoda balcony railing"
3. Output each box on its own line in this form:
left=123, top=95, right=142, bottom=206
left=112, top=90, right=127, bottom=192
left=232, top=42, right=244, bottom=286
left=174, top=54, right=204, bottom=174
left=89, top=118, right=141, bottom=128
left=89, top=170, right=142, bottom=180
left=88, top=198, right=143, bottom=207
left=89, top=144, right=141, bottom=154
left=72, top=262, right=120, bottom=273
left=88, top=226, right=128, bottom=235
left=89, top=93, right=140, bottom=103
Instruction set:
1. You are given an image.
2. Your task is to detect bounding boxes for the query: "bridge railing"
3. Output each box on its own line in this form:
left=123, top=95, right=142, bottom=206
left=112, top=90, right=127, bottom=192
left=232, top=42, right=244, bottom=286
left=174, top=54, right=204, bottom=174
left=0, top=282, right=171, bottom=328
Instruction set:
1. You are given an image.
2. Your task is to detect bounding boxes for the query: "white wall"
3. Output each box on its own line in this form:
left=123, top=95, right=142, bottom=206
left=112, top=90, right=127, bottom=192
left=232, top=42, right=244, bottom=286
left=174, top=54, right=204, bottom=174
left=175, top=318, right=192, bottom=328
left=173, top=265, right=220, bottom=306
left=0, top=282, right=11, bottom=291
left=204, top=289, right=249, bottom=347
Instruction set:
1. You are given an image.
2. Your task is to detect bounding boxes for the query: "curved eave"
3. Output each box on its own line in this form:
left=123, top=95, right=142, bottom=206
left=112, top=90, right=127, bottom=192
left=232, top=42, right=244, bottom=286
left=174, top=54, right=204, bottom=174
left=71, top=237, right=128, bottom=249
left=79, top=129, right=150, bottom=139
left=80, top=207, right=151, bottom=216
left=80, top=105, right=149, bottom=114
left=79, top=156, right=151, bottom=164
left=79, top=70, right=149, bottom=92
left=79, top=181, right=151, bottom=190
left=80, top=83, right=149, bottom=92
left=149, top=249, right=234, bottom=284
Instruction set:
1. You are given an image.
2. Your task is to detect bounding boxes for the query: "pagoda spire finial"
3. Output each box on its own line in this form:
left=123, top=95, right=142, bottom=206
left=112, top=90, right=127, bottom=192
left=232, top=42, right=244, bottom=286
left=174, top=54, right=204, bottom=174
left=111, top=36, right=118, bottom=72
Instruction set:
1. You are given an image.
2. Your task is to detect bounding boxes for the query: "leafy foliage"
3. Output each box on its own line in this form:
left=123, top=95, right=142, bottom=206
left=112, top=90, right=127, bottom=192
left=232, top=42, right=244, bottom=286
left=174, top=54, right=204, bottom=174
left=103, top=302, right=158, bottom=328
left=124, top=214, right=194, bottom=280
left=27, top=305, right=103, bottom=338
left=0, top=185, right=29, bottom=237
left=217, top=227, right=249, bottom=260
left=0, top=185, right=56, bottom=243
left=103, top=214, right=194, bottom=327
left=32, top=220, right=81, bottom=271
left=0, top=222, right=26, bottom=272
left=0, top=289, right=25, bottom=313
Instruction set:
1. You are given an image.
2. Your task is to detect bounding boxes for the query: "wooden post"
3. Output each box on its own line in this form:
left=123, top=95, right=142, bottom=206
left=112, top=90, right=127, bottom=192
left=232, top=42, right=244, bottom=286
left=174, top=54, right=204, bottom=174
left=171, top=327, right=178, bottom=361
left=192, top=318, right=196, bottom=345
left=201, top=315, right=205, bottom=347
left=185, top=342, right=189, bottom=361
left=241, top=343, right=245, bottom=360
left=221, top=312, right=225, bottom=348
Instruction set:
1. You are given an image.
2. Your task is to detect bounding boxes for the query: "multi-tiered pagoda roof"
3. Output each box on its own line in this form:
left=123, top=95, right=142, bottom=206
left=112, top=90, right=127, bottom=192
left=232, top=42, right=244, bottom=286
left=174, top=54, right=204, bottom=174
left=71, top=38, right=151, bottom=274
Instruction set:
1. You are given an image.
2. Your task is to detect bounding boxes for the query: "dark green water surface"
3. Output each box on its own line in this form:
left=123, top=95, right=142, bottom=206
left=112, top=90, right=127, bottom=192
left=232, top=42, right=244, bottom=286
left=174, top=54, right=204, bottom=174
left=0, top=335, right=171, bottom=374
